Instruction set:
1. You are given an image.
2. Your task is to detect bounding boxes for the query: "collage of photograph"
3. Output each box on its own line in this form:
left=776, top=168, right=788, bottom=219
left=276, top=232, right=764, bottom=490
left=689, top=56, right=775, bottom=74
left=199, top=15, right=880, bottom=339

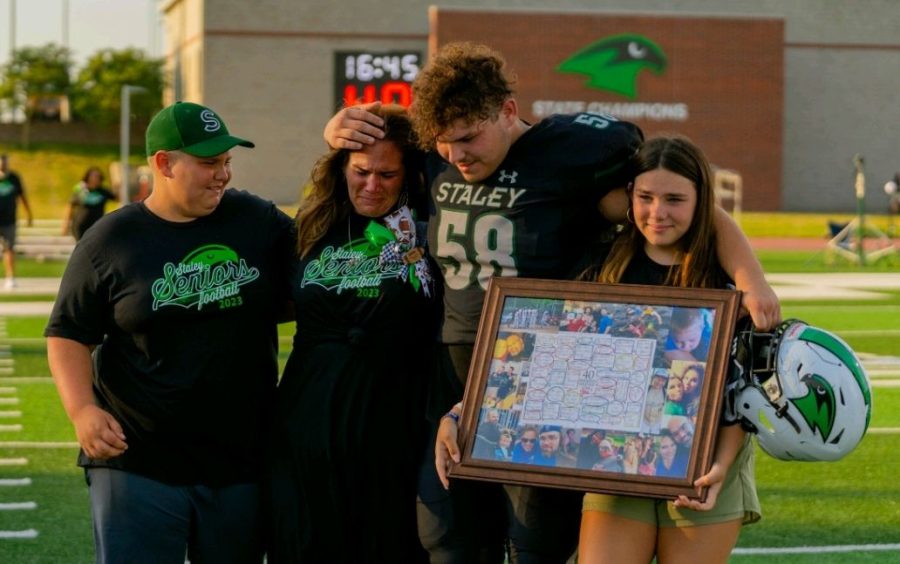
left=472, top=296, right=714, bottom=480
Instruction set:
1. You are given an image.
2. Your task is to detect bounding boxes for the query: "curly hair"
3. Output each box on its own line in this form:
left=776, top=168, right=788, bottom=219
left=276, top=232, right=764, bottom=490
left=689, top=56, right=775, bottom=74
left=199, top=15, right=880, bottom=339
left=597, top=135, right=727, bottom=289
left=296, top=104, right=424, bottom=258
left=410, top=42, right=515, bottom=150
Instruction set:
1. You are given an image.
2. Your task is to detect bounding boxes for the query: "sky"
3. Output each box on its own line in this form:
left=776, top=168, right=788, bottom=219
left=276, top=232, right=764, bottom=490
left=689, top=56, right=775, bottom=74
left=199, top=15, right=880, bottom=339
left=0, top=0, right=162, bottom=68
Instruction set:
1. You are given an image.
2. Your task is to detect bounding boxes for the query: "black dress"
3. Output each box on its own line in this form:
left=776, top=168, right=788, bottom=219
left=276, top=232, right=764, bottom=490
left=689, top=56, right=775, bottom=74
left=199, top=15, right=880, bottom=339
left=267, top=210, right=437, bottom=563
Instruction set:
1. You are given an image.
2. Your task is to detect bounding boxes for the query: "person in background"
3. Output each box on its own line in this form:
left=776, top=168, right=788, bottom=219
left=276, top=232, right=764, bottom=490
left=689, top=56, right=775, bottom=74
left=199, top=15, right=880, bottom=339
left=45, top=101, right=294, bottom=563
left=62, top=166, right=118, bottom=241
left=0, top=153, right=34, bottom=289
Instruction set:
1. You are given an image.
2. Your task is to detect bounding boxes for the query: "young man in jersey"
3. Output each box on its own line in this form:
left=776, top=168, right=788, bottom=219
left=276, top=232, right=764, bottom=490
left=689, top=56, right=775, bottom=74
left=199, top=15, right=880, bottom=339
left=326, top=42, right=780, bottom=562
left=45, top=102, right=295, bottom=563
left=0, top=154, right=34, bottom=289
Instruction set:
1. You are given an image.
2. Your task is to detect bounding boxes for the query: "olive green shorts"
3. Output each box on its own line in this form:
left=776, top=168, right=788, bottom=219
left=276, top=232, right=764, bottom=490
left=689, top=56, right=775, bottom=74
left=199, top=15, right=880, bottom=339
left=583, top=437, right=761, bottom=528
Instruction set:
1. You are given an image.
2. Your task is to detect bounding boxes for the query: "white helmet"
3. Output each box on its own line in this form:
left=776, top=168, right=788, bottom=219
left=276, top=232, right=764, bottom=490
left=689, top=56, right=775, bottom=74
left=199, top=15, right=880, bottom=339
left=726, top=320, right=872, bottom=461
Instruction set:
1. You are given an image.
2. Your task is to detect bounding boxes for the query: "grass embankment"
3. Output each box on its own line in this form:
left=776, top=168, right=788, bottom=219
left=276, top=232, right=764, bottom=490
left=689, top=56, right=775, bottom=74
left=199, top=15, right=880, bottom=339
left=0, top=143, right=148, bottom=219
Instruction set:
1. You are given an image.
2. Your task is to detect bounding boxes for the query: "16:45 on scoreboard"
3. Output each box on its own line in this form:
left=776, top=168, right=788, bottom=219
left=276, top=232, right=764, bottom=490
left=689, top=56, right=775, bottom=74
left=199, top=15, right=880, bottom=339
left=334, top=51, right=421, bottom=109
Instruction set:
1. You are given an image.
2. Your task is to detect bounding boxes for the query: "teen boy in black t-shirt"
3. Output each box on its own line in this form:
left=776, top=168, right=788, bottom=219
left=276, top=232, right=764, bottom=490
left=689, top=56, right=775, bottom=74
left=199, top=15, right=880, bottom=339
left=46, top=102, right=294, bottom=563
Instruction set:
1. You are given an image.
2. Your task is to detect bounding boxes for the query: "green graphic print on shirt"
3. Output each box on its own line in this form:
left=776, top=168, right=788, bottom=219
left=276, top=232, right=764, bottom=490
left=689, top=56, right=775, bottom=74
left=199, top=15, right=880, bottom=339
left=150, top=244, right=261, bottom=311
left=0, top=179, right=16, bottom=197
left=301, top=237, right=405, bottom=297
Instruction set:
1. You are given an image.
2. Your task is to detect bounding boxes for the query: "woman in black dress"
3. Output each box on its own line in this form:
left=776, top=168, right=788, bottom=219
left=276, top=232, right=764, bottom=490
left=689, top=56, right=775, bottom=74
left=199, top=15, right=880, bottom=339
left=267, top=105, right=437, bottom=563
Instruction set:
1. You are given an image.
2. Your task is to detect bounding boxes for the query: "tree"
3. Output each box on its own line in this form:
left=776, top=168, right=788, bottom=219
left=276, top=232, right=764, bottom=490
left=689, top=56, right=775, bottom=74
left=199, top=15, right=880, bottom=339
left=0, top=43, right=74, bottom=121
left=70, top=48, right=164, bottom=127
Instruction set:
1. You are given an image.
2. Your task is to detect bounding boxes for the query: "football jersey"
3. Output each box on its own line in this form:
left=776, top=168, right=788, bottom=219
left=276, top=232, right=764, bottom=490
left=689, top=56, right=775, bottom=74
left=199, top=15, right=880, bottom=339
left=426, top=113, right=643, bottom=344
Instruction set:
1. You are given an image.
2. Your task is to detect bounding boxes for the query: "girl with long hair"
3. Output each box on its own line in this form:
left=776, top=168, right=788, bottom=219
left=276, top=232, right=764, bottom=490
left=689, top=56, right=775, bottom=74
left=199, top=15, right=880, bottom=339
left=579, top=135, right=760, bottom=564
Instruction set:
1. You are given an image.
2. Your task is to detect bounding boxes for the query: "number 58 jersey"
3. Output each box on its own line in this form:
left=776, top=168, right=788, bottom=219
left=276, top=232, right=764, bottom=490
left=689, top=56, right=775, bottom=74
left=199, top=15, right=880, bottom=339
left=426, top=113, right=643, bottom=344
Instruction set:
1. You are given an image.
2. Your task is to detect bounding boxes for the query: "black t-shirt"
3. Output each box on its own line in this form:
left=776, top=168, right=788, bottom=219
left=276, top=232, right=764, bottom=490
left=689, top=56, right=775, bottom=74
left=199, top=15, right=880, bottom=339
left=45, top=189, right=295, bottom=486
left=0, top=170, right=24, bottom=226
left=289, top=210, right=438, bottom=347
left=70, top=184, right=117, bottom=234
left=426, top=113, right=643, bottom=344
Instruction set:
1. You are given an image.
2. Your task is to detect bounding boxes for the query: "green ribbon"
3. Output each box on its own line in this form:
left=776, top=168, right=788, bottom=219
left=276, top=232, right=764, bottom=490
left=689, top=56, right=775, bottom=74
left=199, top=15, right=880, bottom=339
left=363, top=220, right=422, bottom=292
left=363, top=221, right=395, bottom=247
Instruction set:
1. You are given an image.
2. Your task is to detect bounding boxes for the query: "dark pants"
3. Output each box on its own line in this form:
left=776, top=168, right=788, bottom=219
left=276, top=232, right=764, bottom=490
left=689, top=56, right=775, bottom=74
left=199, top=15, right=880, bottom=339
left=416, top=345, right=582, bottom=563
left=86, top=467, right=263, bottom=564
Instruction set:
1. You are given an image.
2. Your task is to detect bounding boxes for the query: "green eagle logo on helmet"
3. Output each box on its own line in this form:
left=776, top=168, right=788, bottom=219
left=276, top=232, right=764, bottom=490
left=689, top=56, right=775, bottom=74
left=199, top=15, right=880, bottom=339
left=557, top=34, right=667, bottom=99
left=790, top=373, right=837, bottom=442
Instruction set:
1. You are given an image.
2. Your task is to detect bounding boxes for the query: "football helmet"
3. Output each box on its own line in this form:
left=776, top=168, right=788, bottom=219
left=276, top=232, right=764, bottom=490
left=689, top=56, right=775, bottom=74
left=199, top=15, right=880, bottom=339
left=726, top=319, right=872, bottom=461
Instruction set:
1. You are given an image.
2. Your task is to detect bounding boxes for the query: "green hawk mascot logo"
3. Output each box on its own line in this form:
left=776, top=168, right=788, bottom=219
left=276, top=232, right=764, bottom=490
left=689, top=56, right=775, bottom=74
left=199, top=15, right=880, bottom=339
left=557, top=34, right=667, bottom=99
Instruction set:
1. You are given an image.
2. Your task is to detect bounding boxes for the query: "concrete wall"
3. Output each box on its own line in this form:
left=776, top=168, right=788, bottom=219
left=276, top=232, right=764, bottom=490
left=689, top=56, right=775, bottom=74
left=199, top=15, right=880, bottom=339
left=159, top=0, right=900, bottom=213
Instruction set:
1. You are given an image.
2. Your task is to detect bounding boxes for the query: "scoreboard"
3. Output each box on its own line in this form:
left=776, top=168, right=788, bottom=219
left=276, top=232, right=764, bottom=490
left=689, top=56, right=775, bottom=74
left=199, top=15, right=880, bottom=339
left=334, top=51, right=421, bottom=109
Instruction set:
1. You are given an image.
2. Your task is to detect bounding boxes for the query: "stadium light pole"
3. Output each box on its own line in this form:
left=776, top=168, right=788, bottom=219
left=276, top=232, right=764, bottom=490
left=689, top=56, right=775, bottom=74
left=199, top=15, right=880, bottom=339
left=62, top=0, right=70, bottom=49
left=119, top=85, right=147, bottom=203
left=8, top=0, right=15, bottom=58
left=852, top=154, right=866, bottom=266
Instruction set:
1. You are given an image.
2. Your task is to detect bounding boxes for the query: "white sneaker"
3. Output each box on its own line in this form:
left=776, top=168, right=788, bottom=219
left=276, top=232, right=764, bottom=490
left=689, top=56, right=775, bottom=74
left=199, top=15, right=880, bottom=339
left=3, top=278, right=15, bottom=290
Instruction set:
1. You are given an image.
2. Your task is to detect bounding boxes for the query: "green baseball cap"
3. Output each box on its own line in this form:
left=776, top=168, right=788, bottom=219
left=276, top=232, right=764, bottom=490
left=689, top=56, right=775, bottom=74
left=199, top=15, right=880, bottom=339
left=145, top=101, right=255, bottom=157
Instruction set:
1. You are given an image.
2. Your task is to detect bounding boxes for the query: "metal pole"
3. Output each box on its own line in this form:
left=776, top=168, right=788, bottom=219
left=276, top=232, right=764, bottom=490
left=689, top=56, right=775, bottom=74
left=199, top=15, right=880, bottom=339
left=9, top=0, right=16, bottom=57
left=119, top=85, right=147, bottom=203
left=853, top=154, right=866, bottom=266
left=62, top=0, right=70, bottom=49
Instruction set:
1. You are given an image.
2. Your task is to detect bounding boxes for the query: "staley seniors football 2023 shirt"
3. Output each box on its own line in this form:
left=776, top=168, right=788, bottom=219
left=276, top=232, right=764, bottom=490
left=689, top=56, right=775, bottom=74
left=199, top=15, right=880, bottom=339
left=45, top=189, right=295, bottom=486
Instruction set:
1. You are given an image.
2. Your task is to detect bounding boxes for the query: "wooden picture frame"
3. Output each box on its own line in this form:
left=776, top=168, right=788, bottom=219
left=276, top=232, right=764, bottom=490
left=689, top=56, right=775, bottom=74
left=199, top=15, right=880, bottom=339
left=450, top=277, right=741, bottom=500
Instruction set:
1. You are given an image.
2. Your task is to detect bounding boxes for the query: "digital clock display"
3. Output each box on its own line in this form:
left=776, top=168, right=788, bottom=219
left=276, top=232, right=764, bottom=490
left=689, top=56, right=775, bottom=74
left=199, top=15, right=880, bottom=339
left=334, top=51, right=421, bottom=109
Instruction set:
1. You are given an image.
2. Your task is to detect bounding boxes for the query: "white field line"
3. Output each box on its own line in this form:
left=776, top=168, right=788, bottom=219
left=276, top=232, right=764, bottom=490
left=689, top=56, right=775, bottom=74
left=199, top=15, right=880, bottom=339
left=0, top=377, right=52, bottom=384
left=0, top=398, right=20, bottom=405
left=0, top=502, right=36, bottom=510
left=0, top=529, right=39, bottom=539
left=733, top=543, right=900, bottom=555
left=0, top=424, right=22, bottom=432
left=0, top=478, right=31, bottom=486
left=0, top=441, right=78, bottom=448
left=838, top=329, right=900, bottom=336
left=0, top=386, right=16, bottom=393
left=0, top=458, right=27, bottom=465
left=0, top=411, right=21, bottom=418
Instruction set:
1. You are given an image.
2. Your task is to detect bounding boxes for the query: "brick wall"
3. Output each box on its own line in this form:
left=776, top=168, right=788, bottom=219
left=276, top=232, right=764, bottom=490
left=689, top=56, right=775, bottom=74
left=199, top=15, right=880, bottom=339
left=434, top=9, right=784, bottom=211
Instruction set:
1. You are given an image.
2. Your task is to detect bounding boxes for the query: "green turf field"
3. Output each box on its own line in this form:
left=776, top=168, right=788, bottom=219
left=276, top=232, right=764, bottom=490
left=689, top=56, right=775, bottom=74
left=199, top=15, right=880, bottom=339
left=0, top=251, right=898, bottom=562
